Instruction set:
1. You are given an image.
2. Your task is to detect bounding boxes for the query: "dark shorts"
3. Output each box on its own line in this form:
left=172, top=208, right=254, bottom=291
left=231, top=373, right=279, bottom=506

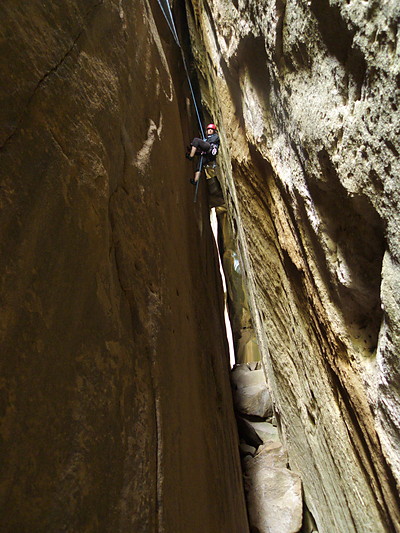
left=191, top=138, right=211, bottom=152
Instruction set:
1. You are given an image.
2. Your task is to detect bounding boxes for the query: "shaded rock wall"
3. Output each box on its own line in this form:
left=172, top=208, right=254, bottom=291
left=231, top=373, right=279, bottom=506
left=186, top=0, right=400, bottom=531
left=0, top=1, right=249, bottom=531
left=217, top=207, right=260, bottom=364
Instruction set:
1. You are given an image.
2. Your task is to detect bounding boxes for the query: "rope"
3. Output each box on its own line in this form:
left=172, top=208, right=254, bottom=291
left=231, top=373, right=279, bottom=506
left=194, top=155, right=203, bottom=203
left=181, top=55, right=205, bottom=139
left=156, top=0, right=180, bottom=45
left=156, top=0, right=205, bottom=139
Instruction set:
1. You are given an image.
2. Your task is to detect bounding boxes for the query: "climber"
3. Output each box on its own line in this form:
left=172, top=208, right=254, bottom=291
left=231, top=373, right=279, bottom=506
left=186, top=123, right=220, bottom=184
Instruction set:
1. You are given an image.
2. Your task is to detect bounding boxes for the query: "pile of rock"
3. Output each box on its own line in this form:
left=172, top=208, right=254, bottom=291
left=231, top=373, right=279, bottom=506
left=231, top=363, right=303, bottom=533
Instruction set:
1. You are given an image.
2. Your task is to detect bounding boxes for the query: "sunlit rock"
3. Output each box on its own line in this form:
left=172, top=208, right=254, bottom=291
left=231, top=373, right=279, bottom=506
left=186, top=0, right=400, bottom=531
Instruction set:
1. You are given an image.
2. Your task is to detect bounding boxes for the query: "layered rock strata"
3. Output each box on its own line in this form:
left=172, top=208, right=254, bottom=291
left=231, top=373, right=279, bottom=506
left=186, top=0, right=400, bottom=531
left=0, top=1, right=249, bottom=531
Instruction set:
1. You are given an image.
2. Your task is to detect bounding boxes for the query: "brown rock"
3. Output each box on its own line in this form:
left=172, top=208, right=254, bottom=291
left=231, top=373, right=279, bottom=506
left=0, top=2, right=249, bottom=531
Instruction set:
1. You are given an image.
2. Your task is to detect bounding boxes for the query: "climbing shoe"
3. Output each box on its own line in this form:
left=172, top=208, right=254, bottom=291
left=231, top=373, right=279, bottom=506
left=190, top=178, right=197, bottom=185
left=185, top=153, right=194, bottom=160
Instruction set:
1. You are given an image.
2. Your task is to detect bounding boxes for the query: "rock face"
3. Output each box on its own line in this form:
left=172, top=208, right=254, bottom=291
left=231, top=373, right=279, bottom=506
left=0, top=1, right=249, bottom=531
left=217, top=207, right=261, bottom=364
left=186, top=0, right=400, bottom=532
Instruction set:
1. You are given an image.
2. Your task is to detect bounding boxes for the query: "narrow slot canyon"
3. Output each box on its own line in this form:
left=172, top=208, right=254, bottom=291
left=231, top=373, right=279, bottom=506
left=1, top=1, right=400, bottom=532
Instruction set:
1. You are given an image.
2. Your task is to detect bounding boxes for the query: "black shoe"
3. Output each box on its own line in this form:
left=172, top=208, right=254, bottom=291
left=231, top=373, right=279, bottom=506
left=186, top=153, right=194, bottom=160
left=190, top=178, right=196, bottom=185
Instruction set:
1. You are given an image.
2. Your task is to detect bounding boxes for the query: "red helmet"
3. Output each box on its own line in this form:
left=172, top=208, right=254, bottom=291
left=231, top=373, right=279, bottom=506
left=206, top=123, right=217, bottom=131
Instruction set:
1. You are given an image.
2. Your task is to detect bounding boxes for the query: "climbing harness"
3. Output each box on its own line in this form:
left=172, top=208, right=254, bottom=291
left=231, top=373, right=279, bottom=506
left=156, top=0, right=207, bottom=202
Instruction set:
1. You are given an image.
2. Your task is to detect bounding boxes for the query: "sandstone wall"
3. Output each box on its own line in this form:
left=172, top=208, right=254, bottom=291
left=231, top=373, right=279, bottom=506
left=186, top=0, right=400, bottom=531
left=0, top=1, right=249, bottom=531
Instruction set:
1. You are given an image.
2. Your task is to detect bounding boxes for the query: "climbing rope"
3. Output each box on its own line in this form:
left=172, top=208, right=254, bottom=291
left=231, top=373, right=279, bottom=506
left=156, top=0, right=207, bottom=203
left=193, top=154, right=203, bottom=203
left=156, top=0, right=180, bottom=45
left=156, top=0, right=205, bottom=138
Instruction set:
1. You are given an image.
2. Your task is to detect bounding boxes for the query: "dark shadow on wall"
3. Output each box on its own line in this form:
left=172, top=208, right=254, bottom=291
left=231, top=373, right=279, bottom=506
left=236, top=35, right=271, bottom=107
left=274, top=0, right=287, bottom=71
left=246, top=139, right=384, bottom=357
left=305, top=148, right=384, bottom=354
left=310, top=0, right=367, bottom=99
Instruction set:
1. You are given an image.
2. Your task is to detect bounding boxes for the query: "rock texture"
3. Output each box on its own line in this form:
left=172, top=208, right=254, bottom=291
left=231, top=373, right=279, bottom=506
left=217, top=206, right=261, bottom=363
left=232, top=363, right=302, bottom=533
left=231, top=363, right=272, bottom=418
left=243, top=442, right=302, bottom=533
left=0, top=1, right=249, bottom=531
left=186, top=0, right=400, bottom=531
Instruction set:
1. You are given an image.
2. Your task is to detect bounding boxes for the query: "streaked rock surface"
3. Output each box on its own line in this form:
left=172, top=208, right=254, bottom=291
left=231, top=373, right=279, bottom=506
left=186, top=0, right=400, bottom=531
left=0, top=1, right=249, bottom=531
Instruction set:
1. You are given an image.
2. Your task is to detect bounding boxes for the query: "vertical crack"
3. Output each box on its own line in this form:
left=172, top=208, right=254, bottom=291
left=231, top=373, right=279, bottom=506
left=0, top=1, right=104, bottom=152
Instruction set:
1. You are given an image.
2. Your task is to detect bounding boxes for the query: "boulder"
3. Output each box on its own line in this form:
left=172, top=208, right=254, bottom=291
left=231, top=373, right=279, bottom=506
left=231, top=364, right=273, bottom=418
left=236, top=415, right=264, bottom=448
left=244, top=443, right=302, bottom=533
left=239, top=442, right=257, bottom=457
left=255, top=441, right=288, bottom=469
left=247, top=421, right=279, bottom=444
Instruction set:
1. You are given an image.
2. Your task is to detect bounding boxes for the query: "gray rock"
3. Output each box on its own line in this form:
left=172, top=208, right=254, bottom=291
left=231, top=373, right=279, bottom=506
left=236, top=415, right=264, bottom=448
left=255, top=441, right=288, bottom=469
left=247, top=421, right=280, bottom=444
left=244, top=443, right=302, bottom=533
left=231, top=364, right=273, bottom=418
left=239, top=442, right=257, bottom=457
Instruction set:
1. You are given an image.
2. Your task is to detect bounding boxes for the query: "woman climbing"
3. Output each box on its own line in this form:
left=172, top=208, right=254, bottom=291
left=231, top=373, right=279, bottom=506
left=186, top=123, right=220, bottom=184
